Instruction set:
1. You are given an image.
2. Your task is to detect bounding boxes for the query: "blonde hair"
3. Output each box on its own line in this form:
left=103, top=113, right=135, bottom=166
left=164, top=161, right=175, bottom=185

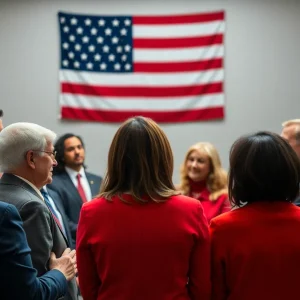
left=178, top=142, right=228, bottom=201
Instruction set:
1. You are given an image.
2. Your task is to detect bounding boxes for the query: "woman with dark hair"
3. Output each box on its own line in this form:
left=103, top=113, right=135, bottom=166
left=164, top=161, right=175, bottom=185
left=210, top=131, right=300, bottom=300
left=76, top=116, right=211, bottom=300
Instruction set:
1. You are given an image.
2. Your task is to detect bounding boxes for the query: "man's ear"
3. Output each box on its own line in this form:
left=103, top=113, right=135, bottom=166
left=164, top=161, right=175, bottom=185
left=26, top=150, right=36, bottom=169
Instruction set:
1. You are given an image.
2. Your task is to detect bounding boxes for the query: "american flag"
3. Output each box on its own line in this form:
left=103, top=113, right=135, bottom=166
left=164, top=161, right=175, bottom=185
left=58, top=11, right=225, bottom=123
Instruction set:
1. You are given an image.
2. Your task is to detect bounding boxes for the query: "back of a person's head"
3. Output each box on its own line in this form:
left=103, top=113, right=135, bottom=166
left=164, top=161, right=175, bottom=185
left=0, top=122, right=56, bottom=172
left=100, top=116, right=177, bottom=202
left=229, top=131, right=300, bottom=207
left=54, top=133, right=85, bottom=174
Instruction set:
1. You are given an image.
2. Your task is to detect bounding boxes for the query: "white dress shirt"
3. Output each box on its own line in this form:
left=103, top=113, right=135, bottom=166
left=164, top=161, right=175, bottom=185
left=65, top=166, right=92, bottom=201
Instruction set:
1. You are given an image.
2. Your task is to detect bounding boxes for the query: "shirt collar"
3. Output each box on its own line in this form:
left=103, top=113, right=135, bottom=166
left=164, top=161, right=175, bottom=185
left=15, top=175, right=44, bottom=201
left=41, top=186, right=48, bottom=193
left=65, top=166, right=86, bottom=179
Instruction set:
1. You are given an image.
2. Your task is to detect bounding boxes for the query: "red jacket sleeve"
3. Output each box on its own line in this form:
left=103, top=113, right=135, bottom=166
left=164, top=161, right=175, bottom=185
left=76, top=204, right=100, bottom=300
left=188, top=201, right=211, bottom=300
left=210, top=218, right=227, bottom=300
left=219, top=194, right=231, bottom=214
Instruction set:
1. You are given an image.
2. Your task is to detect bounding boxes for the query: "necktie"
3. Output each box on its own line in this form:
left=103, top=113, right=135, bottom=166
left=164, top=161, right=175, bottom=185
left=41, top=189, right=64, bottom=233
left=77, top=173, right=87, bottom=203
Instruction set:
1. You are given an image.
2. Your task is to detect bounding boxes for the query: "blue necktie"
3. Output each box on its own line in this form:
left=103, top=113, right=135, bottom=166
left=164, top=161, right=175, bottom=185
left=40, top=189, right=64, bottom=233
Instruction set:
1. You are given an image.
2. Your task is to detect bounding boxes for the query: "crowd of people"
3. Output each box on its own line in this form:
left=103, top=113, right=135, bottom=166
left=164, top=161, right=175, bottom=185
left=1, top=110, right=300, bottom=300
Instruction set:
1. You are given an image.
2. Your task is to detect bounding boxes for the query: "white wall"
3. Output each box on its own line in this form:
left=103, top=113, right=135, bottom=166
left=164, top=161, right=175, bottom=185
left=1, top=0, right=300, bottom=183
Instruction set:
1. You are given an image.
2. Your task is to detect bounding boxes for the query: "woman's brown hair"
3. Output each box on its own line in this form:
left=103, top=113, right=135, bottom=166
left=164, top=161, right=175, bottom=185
left=99, top=116, right=178, bottom=203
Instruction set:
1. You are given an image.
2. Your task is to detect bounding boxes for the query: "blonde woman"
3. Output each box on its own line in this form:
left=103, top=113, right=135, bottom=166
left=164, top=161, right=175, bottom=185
left=178, top=142, right=230, bottom=222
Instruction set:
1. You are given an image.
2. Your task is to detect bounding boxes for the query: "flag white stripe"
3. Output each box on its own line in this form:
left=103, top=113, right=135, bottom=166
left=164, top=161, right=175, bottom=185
left=60, top=69, right=224, bottom=87
left=60, top=93, right=224, bottom=111
left=133, top=21, right=225, bottom=38
left=134, top=45, right=224, bottom=62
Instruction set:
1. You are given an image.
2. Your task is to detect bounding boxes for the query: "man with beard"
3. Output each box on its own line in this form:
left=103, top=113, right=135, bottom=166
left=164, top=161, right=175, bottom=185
left=49, top=134, right=102, bottom=248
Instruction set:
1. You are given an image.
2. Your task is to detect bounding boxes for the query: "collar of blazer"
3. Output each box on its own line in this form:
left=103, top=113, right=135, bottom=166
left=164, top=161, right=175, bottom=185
left=0, top=173, right=41, bottom=200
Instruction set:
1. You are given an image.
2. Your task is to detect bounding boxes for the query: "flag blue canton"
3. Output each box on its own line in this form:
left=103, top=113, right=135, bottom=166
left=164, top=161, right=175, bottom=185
left=58, top=12, right=133, bottom=73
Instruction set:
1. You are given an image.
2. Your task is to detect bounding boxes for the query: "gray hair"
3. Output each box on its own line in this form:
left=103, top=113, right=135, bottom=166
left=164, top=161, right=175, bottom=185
left=282, top=119, right=300, bottom=145
left=0, top=122, right=56, bottom=172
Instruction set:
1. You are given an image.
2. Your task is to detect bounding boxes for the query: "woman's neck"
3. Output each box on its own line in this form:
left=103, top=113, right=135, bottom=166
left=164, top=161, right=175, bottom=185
left=189, top=178, right=207, bottom=192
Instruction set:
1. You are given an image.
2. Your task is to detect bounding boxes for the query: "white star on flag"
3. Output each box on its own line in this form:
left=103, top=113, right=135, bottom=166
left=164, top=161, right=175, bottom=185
left=85, top=18, right=92, bottom=26
left=71, top=18, right=78, bottom=25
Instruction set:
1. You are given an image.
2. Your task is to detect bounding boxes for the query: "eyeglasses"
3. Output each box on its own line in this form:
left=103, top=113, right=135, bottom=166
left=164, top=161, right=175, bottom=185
left=32, top=150, right=57, bottom=158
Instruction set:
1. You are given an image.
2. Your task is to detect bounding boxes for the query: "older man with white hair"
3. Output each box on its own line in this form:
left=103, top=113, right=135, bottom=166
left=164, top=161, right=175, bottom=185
left=281, top=119, right=300, bottom=206
left=281, top=119, right=300, bottom=159
left=0, top=122, right=78, bottom=300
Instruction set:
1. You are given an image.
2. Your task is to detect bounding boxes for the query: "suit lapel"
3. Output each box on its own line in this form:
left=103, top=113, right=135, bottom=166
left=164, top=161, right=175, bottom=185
left=46, top=189, right=70, bottom=246
left=0, top=173, right=70, bottom=246
left=61, top=171, right=84, bottom=205
left=86, top=173, right=98, bottom=197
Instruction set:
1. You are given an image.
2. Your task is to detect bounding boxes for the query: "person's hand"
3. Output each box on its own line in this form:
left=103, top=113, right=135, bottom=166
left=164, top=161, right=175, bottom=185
left=49, top=248, right=77, bottom=281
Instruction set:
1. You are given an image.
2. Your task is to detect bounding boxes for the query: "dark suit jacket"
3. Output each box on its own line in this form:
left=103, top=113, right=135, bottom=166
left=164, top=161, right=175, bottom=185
left=0, top=174, right=78, bottom=300
left=49, top=170, right=102, bottom=246
left=47, top=187, right=73, bottom=247
left=0, top=201, right=67, bottom=300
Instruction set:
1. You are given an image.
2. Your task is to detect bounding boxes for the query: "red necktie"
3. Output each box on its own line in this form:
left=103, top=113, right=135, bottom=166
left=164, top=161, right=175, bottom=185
left=77, top=173, right=87, bottom=203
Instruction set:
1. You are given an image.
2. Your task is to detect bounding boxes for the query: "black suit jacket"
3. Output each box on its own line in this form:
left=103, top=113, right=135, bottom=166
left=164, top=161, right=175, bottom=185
left=0, top=201, right=68, bottom=300
left=49, top=170, right=102, bottom=246
left=47, top=187, right=73, bottom=248
left=0, top=174, right=78, bottom=300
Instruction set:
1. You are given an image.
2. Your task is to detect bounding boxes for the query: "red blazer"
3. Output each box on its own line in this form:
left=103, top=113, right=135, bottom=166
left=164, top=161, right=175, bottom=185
left=188, top=185, right=230, bottom=223
left=210, top=201, right=300, bottom=300
left=77, top=194, right=211, bottom=300
left=199, top=193, right=230, bottom=223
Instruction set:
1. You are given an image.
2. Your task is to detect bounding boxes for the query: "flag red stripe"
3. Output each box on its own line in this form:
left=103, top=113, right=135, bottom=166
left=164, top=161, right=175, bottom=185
left=134, top=34, right=223, bottom=49
left=61, top=82, right=222, bottom=97
left=134, top=58, right=223, bottom=73
left=133, top=11, right=225, bottom=25
left=61, top=106, right=224, bottom=123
